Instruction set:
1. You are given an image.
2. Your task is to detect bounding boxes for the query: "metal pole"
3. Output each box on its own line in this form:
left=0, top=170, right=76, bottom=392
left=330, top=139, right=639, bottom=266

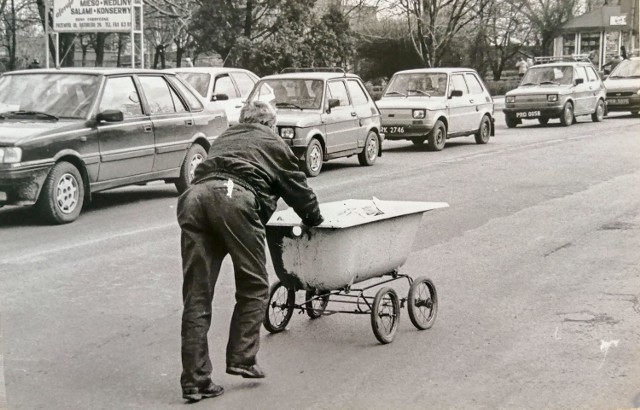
left=130, top=2, right=135, bottom=68
left=44, top=0, right=49, bottom=68
left=139, top=3, right=144, bottom=68
left=55, top=32, right=59, bottom=68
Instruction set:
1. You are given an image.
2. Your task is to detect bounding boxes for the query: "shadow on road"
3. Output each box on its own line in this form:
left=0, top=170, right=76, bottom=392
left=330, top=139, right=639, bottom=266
left=0, top=184, right=178, bottom=228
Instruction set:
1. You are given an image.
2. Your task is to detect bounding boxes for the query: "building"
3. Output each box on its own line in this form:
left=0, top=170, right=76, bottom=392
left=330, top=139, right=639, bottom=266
left=554, top=0, right=639, bottom=70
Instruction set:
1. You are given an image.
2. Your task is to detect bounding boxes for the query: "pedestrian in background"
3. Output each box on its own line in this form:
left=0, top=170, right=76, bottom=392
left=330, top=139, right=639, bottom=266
left=177, top=100, right=324, bottom=403
left=621, top=45, right=628, bottom=60
left=27, top=59, right=40, bottom=69
left=516, top=57, right=528, bottom=78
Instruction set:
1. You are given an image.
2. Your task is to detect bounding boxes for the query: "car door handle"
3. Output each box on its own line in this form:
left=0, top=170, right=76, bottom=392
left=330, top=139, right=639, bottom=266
left=235, top=105, right=243, bottom=109
left=351, top=112, right=357, bottom=117
left=469, top=99, right=475, bottom=103
left=185, top=119, right=194, bottom=126
left=143, top=125, right=153, bottom=133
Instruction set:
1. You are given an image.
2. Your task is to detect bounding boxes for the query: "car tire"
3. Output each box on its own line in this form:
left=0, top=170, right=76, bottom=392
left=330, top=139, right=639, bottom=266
left=36, top=161, right=84, bottom=224
left=591, top=99, right=605, bottom=122
left=474, top=115, right=491, bottom=144
left=358, top=131, right=379, bottom=166
left=426, top=120, right=446, bottom=151
left=505, top=115, right=518, bottom=128
left=175, top=144, right=207, bottom=194
left=301, top=138, right=323, bottom=177
left=538, top=117, right=549, bottom=125
left=560, top=102, right=574, bottom=126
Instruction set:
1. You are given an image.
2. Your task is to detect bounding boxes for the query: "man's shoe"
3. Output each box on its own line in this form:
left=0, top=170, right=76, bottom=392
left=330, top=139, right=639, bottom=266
left=226, top=363, right=266, bottom=379
left=182, top=381, right=224, bottom=402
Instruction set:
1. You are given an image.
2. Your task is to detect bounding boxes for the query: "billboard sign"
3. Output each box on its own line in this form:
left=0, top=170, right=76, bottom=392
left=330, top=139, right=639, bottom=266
left=53, top=0, right=132, bottom=32
left=609, top=15, right=627, bottom=26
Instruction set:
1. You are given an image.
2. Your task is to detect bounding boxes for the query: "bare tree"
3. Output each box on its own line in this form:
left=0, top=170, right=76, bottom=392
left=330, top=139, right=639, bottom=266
left=515, top=0, right=579, bottom=55
left=384, top=0, right=491, bottom=67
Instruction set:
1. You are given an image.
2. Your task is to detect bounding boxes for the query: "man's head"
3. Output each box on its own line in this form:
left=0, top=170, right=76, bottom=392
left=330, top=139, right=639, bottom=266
left=239, top=100, right=277, bottom=130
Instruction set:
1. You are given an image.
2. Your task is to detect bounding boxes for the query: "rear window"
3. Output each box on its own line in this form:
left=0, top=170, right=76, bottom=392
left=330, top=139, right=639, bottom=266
left=168, top=76, right=204, bottom=111
left=176, top=72, right=210, bottom=98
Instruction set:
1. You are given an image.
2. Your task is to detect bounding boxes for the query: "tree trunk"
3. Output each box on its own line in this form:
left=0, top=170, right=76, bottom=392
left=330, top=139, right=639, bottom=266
left=95, top=33, right=106, bottom=66
left=116, top=34, right=124, bottom=67
left=175, top=43, right=184, bottom=68
left=9, top=0, right=16, bottom=70
left=244, top=0, right=253, bottom=38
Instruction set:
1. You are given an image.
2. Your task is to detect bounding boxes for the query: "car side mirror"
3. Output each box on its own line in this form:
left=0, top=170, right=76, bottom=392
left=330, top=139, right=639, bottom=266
left=574, top=78, right=584, bottom=85
left=212, top=93, right=229, bottom=101
left=96, top=109, right=123, bottom=123
left=449, top=90, right=463, bottom=99
left=326, top=98, right=340, bottom=113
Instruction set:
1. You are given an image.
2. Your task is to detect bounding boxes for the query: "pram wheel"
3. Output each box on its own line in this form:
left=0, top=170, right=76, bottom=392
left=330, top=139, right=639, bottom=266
left=264, top=280, right=295, bottom=333
left=305, top=290, right=330, bottom=319
left=407, top=277, right=438, bottom=330
left=371, top=287, right=400, bottom=344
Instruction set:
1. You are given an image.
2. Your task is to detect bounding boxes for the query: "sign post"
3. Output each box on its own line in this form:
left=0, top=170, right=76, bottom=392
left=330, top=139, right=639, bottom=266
left=50, top=0, right=143, bottom=67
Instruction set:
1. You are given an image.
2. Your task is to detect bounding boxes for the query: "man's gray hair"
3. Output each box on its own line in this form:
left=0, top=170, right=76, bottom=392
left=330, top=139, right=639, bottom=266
left=239, top=100, right=277, bottom=128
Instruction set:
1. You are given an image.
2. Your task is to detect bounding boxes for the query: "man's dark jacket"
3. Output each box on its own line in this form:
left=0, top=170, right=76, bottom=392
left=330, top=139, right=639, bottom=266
left=192, top=123, right=322, bottom=226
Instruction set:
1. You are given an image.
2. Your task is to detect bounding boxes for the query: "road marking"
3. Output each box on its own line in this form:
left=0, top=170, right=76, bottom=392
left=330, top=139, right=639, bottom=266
left=598, top=339, right=619, bottom=369
left=4, top=222, right=176, bottom=264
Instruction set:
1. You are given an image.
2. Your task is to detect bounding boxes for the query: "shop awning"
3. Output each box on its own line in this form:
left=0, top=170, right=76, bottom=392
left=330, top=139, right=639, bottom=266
left=563, top=6, right=633, bottom=32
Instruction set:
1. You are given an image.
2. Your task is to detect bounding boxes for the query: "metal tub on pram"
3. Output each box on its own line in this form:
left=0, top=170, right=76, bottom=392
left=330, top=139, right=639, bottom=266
left=264, top=198, right=448, bottom=344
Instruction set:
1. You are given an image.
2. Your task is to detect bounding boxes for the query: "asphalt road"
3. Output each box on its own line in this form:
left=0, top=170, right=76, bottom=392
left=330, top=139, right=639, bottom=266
left=1, top=112, right=640, bottom=409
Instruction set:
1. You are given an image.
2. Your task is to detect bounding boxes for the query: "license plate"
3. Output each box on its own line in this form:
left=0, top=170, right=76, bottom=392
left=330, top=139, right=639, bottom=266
left=381, top=126, right=405, bottom=134
left=515, top=111, right=541, bottom=118
left=0, top=192, right=6, bottom=201
left=607, top=98, right=629, bottom=105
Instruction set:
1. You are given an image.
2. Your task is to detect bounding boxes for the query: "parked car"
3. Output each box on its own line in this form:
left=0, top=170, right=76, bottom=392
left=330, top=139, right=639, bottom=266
left=247, top=69, right=383, bottom=177
left=603, top=57, right=640, bottom=116
left=503, top=58, right=606, bottom=127
left=0, top=68, right=228, bottom=224
left=167, top=67, right=264, bottom=125
left=375, top=68, right=495, bottom=151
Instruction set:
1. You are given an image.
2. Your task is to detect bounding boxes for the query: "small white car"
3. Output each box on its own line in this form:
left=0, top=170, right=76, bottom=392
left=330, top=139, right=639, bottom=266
left=376, top=68, right=495, bottom=151
left=167, top=67, right=260, bottom=124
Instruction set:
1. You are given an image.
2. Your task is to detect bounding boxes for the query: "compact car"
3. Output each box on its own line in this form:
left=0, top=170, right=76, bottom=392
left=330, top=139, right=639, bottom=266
left=167, top=67, right=263, bottom=125
left=247, top=69, right=383, bottom=177
left=375, top=68, right=495, bottom=151
left=0, top=68, right=228, bottom=224
left=603, top=57, right=640, bottom=116
left=503, top=59, right=606, bottom=127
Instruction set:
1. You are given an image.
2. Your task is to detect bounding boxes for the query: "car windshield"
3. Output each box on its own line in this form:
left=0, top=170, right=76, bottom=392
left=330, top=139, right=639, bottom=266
left=521, top=66, right=574, bottom=85
left=250, top=79, right=324, bottom=109
left=609, top=59, right=640, bottom=78
left=0, top=73, right=101, bottom=119
left=384, top=73, right=447, bottom=97
left=176, top=72, right=211, bottom=98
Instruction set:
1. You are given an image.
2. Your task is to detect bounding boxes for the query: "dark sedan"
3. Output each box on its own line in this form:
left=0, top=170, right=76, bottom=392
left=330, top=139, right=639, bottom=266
left=0, top=68, right=228, bottom=224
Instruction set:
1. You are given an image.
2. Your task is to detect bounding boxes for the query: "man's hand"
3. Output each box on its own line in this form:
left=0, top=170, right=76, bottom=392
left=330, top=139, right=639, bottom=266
left=302, top=213, right=324, bottom=227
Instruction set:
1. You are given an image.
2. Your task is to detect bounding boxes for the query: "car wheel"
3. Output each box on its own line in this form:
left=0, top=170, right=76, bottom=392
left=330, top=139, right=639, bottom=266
left=505, top=115, right=518, bottom=128
left=302, top=138, right=323, bottom=177
left=560, top=102, right=574, bottom=126
left=426, top=120, right=446, bottom=151
left=538, top=117, right=549, bottom=125
left=175, top=144, right=207, bottom=194
left=474, top=115, right=491, bottom=144
left=36, top=161, right=84, bottom=224
left=358, top=131, right=379, bottom=166
left=591, top=99, right=605, bottom=122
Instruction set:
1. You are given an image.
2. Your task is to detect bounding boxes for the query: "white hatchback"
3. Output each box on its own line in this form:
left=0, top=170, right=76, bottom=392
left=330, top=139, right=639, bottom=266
left=167, top=67, right=261, bottom=125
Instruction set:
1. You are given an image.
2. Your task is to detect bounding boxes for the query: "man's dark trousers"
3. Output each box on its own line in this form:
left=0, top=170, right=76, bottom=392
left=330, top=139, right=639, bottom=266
left=177, top=178, right=268, bottom=390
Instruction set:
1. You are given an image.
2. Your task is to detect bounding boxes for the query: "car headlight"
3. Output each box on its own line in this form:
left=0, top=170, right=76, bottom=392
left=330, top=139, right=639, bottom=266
left=412, top=109, right=426, bottom=119
left=279, top=127, right=295, bottom=139
left=506, top=96, right=515, bottom=103
left=0, top=147, right=22, bottom=164
left=547, top=94, right=558, bottom=102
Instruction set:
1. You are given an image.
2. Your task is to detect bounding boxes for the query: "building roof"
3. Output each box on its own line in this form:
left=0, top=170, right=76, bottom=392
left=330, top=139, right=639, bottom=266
left=563, top=5, right=633, bottom=31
